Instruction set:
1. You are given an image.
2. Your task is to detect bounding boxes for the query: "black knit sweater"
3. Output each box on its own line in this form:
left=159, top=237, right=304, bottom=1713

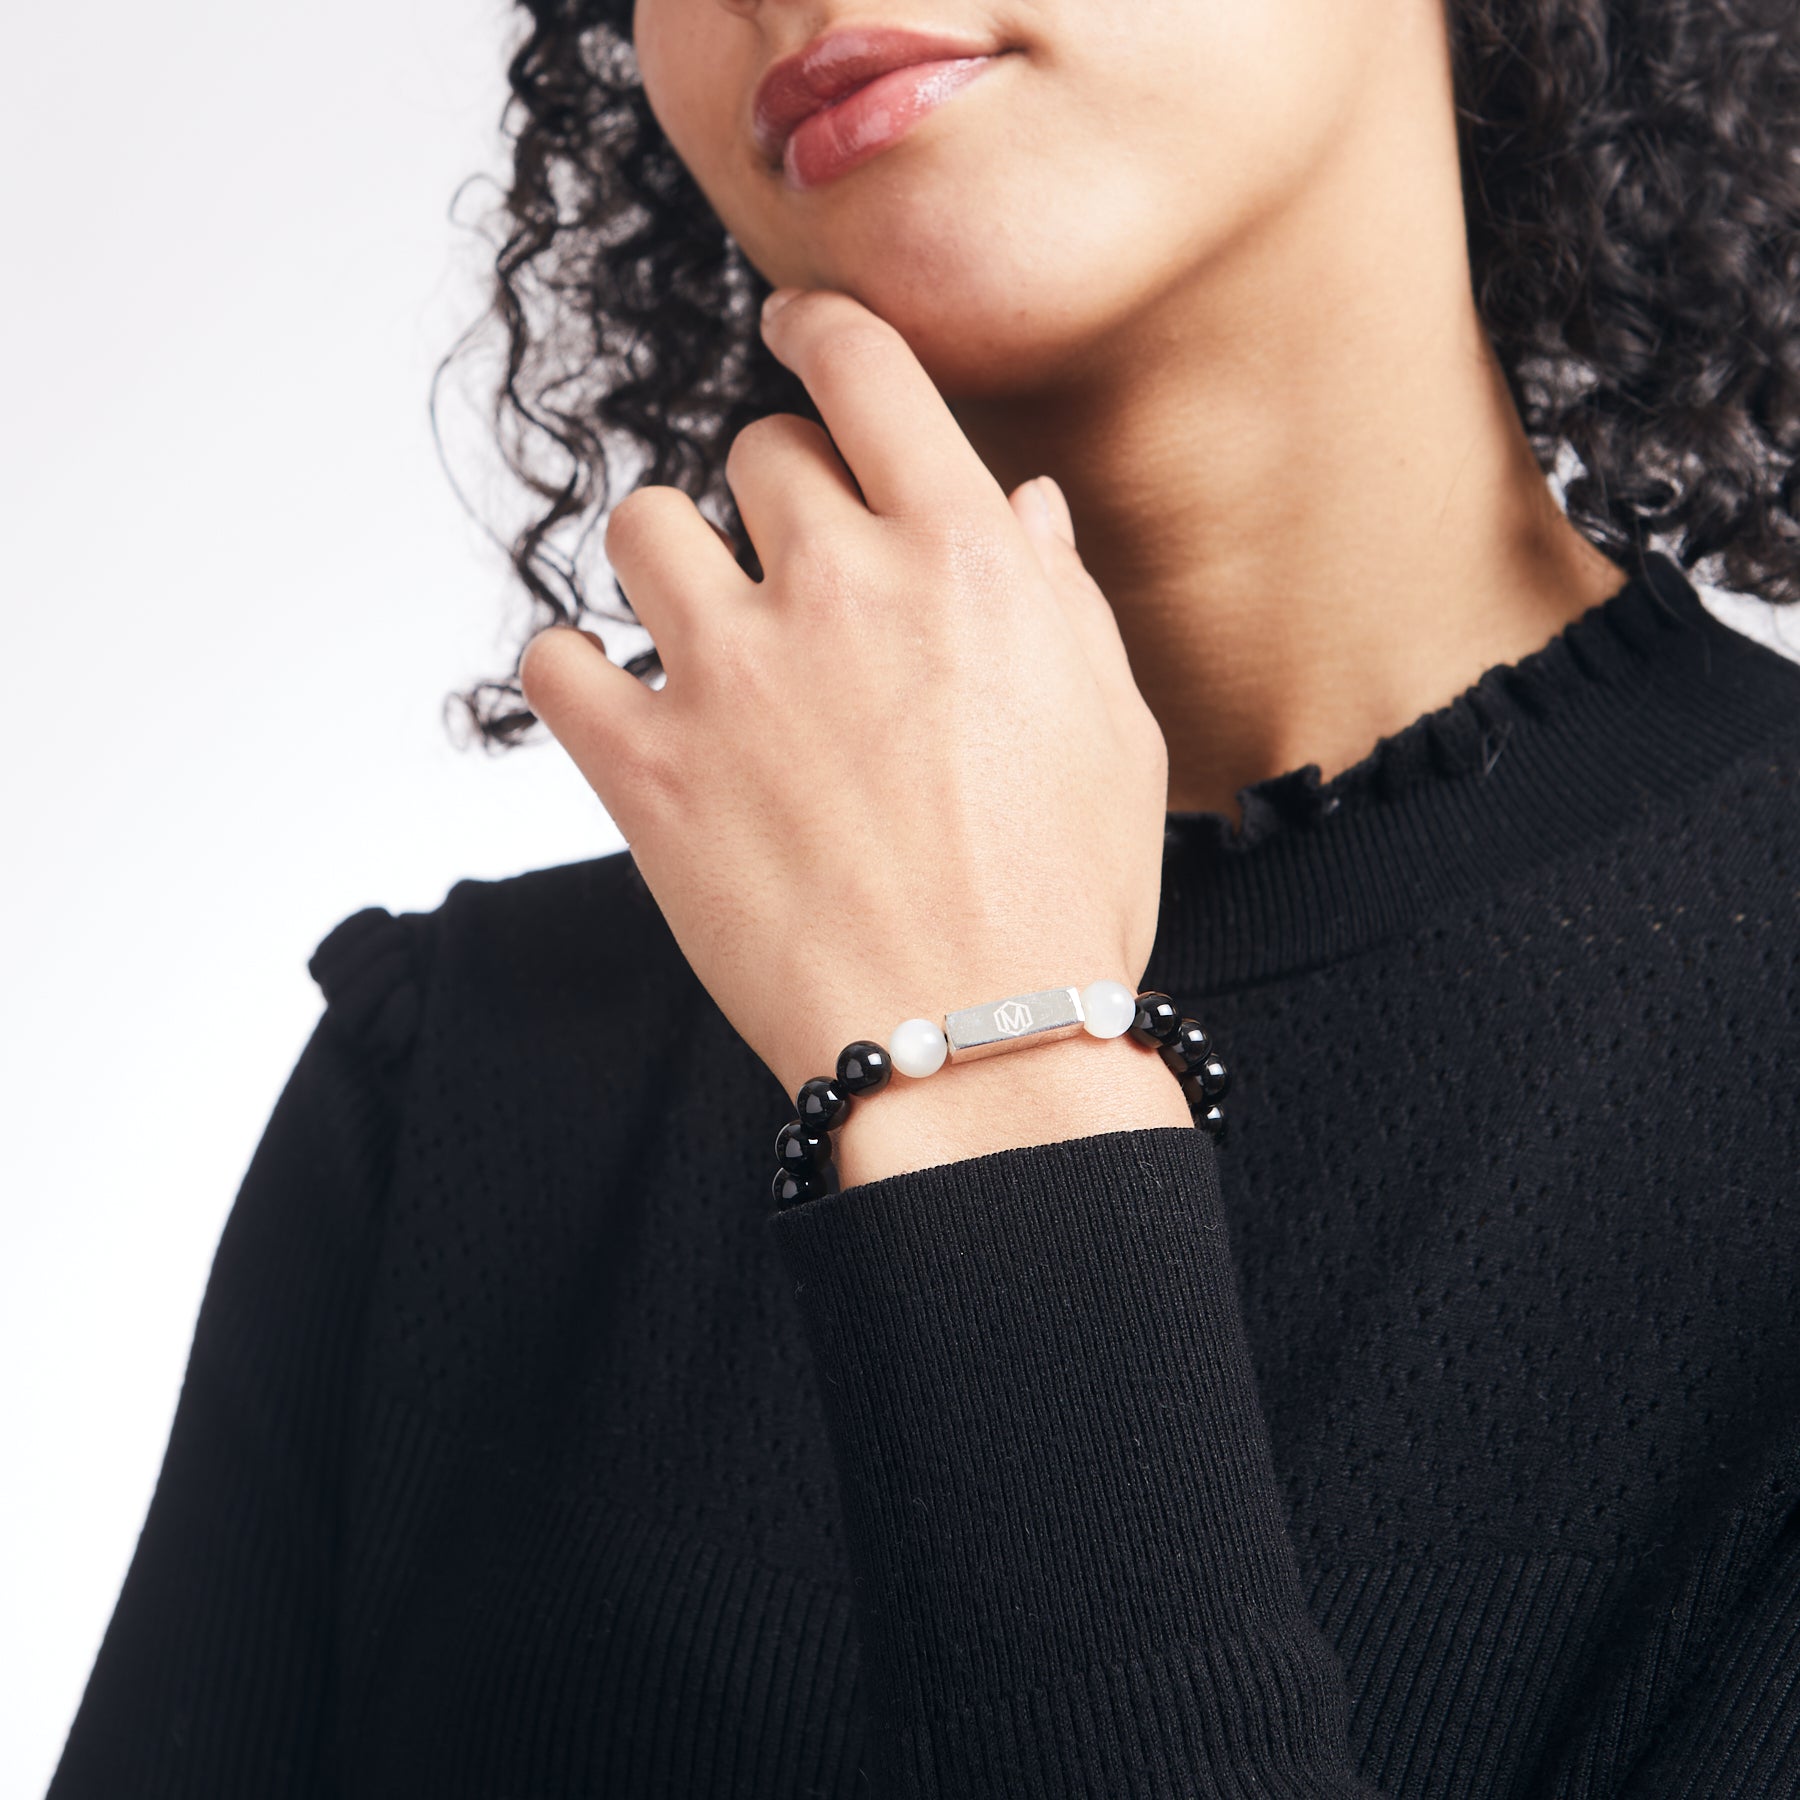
left=49, top=551, right=1800, bottom=1798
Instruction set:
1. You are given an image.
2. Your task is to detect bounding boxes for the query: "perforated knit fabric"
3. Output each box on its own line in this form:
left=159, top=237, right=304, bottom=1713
left=49, top=551, right=1800, bottom=1798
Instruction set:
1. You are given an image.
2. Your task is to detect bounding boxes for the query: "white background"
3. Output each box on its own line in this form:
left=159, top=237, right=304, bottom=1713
left=3, top=5, right=1798, bottom=1795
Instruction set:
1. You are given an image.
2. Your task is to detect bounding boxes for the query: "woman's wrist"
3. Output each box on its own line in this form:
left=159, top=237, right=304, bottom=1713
left=831, top=1031, right=1192, bottom=1189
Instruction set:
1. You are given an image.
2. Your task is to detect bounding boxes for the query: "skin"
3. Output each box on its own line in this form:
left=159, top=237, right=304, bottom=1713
left=521, top=0, right=1630, bottom=1188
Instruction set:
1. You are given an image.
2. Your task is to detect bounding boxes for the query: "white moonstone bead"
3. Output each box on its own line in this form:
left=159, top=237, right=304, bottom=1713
left=1080, top=979, right=1138, bottom=1039
left=889, top=1016, right=948, bottom=1078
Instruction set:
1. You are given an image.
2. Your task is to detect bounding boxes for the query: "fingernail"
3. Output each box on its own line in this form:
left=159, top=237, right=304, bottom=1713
left=761, top=286, right=801, bottom=325
left=1036, top=476, right=1075, bottom=546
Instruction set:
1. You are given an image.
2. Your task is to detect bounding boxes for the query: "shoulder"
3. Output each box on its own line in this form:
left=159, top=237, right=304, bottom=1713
left=1637, top=586, right=1800, bottom=860
left=305, top=848, right=692, bottom=1069
left=1589, top=684, right=1800, bottom=971
left=294, top=850, right=747, bottom=1266
left=1681, top=648, right=1800, bottom=858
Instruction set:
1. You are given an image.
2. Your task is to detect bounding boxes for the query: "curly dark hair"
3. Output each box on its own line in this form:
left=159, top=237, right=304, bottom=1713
left=443, top=0, right=1800, bottom=749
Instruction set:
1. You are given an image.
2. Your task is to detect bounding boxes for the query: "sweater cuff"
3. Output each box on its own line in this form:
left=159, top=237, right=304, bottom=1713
left=768, top=1125, right=1365, bottom=1797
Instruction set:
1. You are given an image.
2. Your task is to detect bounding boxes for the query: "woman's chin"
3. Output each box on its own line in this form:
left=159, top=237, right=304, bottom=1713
left=818, top=264, right=1133, bottom=400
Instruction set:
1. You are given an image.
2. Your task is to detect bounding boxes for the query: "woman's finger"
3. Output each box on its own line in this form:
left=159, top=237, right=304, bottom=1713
left=724, top=412, right=865, bottom=568
left=518, top=625, right=667, bottom=832
left=757, top=288, right=1004, bottom=525
left=603, top=484, right=752, bottom=672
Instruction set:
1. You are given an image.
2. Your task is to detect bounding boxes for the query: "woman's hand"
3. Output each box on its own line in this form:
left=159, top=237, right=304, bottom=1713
left=521, top=288, right=1188, bottom=1179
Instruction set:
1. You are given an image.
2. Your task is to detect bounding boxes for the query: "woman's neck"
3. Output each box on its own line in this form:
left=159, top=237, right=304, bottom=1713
left=946, top=13, right=1627, bottom=828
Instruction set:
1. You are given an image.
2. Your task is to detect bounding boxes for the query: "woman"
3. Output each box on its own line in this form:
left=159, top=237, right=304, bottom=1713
left=50, top=0, right=1800, bottom=1793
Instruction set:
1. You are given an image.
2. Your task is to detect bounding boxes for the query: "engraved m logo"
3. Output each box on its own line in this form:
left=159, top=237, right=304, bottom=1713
left=993, top=1001, right=1034, bottom=1035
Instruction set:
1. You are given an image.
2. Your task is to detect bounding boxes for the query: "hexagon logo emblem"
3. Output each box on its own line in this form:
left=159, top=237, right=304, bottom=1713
left=993, top=1000, right=1034, bottom=1036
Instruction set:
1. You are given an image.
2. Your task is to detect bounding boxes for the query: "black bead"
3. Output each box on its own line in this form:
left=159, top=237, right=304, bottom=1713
left=836, top=1040, right=893, bottom=1096
left=1158, top=1018, right=1213, bottom=1076
left=775, top=1119, right=832, bottom=1174
left=796, top=1075, right=850, bottom=1134
left=1177, top=1057, right=1229, bottom=1107
left=1193, top=1103, right=1227, bottom=1140
left=771, top=1165, right=828, bottom=1209
left=1129, top=992, right=1182, bottom=1048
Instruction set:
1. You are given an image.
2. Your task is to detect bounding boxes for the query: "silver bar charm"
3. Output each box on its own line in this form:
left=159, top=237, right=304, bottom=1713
left=943, top=985, right=1086, bottom=1063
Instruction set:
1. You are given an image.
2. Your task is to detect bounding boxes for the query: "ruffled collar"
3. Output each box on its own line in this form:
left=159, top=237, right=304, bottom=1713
left=1146, top=549, right=1796, bottom=991
left=1164, top=550, right=1708, bottom=856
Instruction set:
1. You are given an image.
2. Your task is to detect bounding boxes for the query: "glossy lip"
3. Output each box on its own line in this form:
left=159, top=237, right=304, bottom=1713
left=782, top=55, right=1001, bottom=190
left=752, top=23, right=1007, bottom=168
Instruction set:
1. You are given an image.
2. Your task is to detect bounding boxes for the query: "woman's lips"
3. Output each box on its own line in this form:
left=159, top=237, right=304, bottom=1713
left=781, top=54, right=1002, bottom=191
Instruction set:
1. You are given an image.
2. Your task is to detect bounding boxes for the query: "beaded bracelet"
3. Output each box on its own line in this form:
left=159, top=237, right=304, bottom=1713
left=770, top=980, right=1229, bottom=1209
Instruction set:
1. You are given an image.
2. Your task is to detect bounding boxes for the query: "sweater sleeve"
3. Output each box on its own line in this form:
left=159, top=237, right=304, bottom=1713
left=767, top=1123, right=1383, bottom=1800
left=47, top=906, right=427, bottom=1800
left=1614, top=1506, right=1800, bottom=1798
left=768, top=1123, right=1800, bottom=1800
